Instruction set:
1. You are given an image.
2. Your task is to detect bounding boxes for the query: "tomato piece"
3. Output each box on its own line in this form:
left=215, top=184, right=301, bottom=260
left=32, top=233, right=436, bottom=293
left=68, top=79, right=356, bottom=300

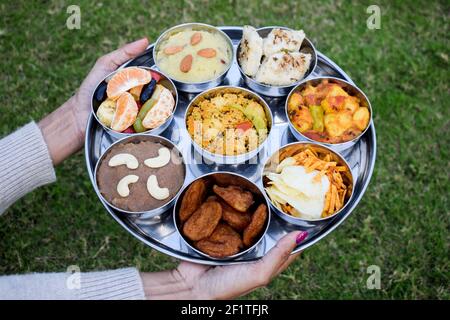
left=236, top=121, right=253, bottom=132
left=122, top=126, right=136, bottom=134
left=150, top=70, right=162, bottom=82
left=303, top=131, right=328, bottom=142
left=329, top=96, right=346, bottom=108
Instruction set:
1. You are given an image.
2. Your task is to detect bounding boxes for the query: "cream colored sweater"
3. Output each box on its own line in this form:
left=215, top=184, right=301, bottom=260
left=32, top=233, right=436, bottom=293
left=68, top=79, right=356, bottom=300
left=0, top=122, right=145, bottom=300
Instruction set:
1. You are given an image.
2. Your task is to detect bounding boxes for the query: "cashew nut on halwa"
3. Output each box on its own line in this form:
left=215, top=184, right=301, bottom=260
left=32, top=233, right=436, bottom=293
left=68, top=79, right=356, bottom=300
left=117, top=174, right=139, bottom=197
left=144, top=147, right=171, bottom=168
left=147, top=175, right=170, bottom=200
left=108, top=153, right=139, bottom=169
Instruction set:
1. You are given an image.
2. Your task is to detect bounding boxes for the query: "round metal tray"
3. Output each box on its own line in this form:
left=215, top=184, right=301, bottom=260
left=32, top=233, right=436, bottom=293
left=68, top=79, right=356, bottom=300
left=85, top=26, right=376, bottom=265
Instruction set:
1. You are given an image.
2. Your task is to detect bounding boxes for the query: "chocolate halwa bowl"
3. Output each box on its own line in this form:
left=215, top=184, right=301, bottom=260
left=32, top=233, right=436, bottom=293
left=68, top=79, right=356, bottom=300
left=94, top=135, right=186, bottom=218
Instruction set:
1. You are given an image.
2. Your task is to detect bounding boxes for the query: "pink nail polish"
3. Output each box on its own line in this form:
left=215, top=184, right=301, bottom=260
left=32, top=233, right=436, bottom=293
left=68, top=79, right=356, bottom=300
left=296, top=231, right=308, bottom=244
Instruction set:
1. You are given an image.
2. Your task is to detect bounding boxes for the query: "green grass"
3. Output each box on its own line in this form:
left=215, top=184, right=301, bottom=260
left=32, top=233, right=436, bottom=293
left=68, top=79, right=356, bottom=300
left=0, top=0, right=448, bottom=299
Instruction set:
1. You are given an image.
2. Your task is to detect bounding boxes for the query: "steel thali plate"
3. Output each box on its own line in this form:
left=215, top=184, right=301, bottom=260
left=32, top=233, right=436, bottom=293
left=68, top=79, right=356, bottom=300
left=85, top=26, right=376, bottom=265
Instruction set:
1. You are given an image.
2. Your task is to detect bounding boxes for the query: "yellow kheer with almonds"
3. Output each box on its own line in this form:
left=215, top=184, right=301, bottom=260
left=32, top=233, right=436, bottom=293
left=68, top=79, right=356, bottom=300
left=156, top=28, right=232, bottom=83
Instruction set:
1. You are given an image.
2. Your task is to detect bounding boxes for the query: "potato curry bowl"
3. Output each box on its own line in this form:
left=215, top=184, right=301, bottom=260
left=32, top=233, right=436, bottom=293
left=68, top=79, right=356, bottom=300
left=174, top=172, right=270, bottom=260
left=286, top=77, right=372, bottom=151
left=185, top=86, right=273, bottom=164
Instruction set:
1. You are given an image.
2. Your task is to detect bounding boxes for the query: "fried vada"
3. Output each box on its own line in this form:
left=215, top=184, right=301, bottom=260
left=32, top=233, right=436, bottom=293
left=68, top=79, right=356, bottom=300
left=183, top=201, right=222, bottom=241
left=243, top=204, right=268, bottom=247
left=213, top=184, right=254, bottom=212
left=195, top=239, right=240, bottom=258
left=220, top=201, right=252, bottom=231
left=195, top=223, right=242, bottom=258
left=179, top=179, right=207, bottom=223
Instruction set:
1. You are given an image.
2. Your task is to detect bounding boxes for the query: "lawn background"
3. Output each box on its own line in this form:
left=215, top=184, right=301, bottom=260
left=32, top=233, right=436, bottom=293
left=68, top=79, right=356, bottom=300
left=0, top=0, right=448, bottom=299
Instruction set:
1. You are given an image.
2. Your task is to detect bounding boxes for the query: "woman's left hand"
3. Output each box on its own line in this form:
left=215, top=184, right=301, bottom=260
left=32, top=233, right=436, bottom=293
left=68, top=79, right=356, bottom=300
left=39, top=38, right=149, bottom=164
left=73, top=38, right=149, bottom=139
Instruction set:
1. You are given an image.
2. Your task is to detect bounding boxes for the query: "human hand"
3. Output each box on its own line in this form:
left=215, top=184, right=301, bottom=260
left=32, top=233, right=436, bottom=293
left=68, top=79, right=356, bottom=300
left=73, top=37, right=149, bottom=139
left=141, top=231, right=308, bottom=300
left=39, top=38, right=149, bottom=165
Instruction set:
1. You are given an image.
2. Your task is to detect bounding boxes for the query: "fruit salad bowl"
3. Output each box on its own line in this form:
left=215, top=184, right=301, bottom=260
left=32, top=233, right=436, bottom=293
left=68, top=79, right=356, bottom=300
left=91, top=66, right=178, bottom=140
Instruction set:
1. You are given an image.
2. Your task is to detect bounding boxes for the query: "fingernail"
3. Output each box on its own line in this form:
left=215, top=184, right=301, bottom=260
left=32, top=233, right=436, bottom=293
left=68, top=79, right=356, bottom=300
left=295, top=231, right=308, bottom=244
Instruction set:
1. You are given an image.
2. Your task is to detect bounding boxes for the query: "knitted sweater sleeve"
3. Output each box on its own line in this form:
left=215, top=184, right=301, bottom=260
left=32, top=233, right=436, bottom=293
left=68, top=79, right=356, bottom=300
left=0, top=121, right=56, bottom=214
left=0, top=122, right=145, bottom=300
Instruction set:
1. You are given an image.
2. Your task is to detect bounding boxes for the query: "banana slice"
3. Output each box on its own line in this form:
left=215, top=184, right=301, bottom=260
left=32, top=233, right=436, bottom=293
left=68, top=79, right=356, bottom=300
left=96, top=100, right=116, bottom=127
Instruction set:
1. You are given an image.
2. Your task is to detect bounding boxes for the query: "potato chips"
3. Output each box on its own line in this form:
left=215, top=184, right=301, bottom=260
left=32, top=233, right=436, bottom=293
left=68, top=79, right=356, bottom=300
left=264, top=147, right=352, bottom=219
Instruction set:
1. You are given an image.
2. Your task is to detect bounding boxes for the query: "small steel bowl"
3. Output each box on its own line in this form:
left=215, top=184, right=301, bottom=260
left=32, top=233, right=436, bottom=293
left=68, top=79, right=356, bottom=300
left=94, top=134, right=187, bottom=219
left=236, top=26, right=317, bottom=97
left=184, top=86, right=273, bottom=164
left=153, top=23, right=234, bottom=93
left=286, top=76, right=373, bottom=153
left=91, top=66, right=178, bottom=140
left=173, top=172, right=271, bottom=261
left=261, top=141, right=354, bottom=228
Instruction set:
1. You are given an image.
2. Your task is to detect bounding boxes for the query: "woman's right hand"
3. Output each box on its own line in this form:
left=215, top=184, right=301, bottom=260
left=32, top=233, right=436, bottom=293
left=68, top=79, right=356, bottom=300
left=141, top=231, right=307, bottom=299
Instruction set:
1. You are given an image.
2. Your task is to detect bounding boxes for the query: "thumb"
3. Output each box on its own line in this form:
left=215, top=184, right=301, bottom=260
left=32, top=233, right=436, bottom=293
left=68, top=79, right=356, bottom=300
left=258, top=231, right=307, bottom=279
left=98, top=37, right=149, bottom=71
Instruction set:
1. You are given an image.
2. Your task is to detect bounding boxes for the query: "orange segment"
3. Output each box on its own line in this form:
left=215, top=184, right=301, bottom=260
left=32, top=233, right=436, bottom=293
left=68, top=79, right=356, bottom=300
left=111, top=92, right=138, bottom=132
left=129, top=84, right=144, bottom=101
left=107, top=67, right=152, bottom=100
left=142, top=87, right=175, bottom=129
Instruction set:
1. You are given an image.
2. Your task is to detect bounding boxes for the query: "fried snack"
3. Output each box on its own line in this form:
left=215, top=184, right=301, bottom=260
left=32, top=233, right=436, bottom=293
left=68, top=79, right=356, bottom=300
left=195, top=223, right=242, bottom=257
left=264, top=147, right=352, bottom=219
left=179, top=179, right=207, bottom=223
left=183, top=201, right=222, bottom=241
left=220, top=200, right=252, bottom=232
left=291, top=148, right=352, bottom=217
left=210, top=193, right=251, bottom=230
left=209, top=223, right=243, bottom=249
left=213, top=185, right=254, bottom=212
left=195, top=239, right=240, bottom=258
left=206, top=195, right=218, bottom=202
left=243, top=204, right=268, bottom=247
